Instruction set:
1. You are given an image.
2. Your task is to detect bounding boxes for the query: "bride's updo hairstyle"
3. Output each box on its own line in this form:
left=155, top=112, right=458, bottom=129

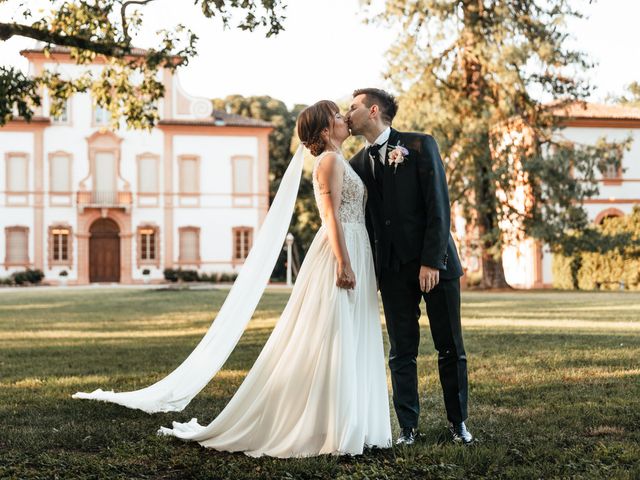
left=297, top=100, right=340, bottom=156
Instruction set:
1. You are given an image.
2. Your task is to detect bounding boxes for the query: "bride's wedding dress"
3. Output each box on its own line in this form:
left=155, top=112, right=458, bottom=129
left=158, top=151, right=392, bottom=457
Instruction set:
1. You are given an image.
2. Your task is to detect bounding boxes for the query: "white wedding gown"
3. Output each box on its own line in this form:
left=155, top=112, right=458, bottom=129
left=158, top=151, right=392, bottom=457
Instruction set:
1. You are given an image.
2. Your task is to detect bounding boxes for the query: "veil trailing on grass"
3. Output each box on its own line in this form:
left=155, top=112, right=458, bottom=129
left=72, top=145, right=305, bottom=413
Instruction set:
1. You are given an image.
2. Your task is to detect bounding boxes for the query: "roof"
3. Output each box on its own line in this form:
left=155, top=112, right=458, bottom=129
left=552, top=101, right=640, bottom=120
left=21, top=44, right=163, bottom=58
left=159, top=110, right=272, bottom=128
left=211, top=109, right=272, bottom=127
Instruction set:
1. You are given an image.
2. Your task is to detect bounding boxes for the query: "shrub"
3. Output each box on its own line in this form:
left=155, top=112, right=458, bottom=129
left=163, top=268, right=178, bottom=282
left=553, top=206, right=640, bottom=290
left=59, top=270, right=68, bottom=277
left=10, top=269, right=44, bottom=285
left=219, top=272, right=238, bottom=283
left=198, top=272, right=220, bottom=283
left=163, top=268, right=200, bottom=282
left=177, top=269, right=199, bottom=282
left=551, top=254, right=573, bottom=290
left=142, top=268, right=151, bottom=275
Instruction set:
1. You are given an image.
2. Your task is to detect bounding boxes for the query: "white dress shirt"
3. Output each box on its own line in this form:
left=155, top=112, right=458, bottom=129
left=368, top=126, right=391, bottom=177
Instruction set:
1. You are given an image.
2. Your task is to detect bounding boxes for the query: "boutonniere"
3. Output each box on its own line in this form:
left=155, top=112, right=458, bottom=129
left=387, top=142, right=409, bottom=173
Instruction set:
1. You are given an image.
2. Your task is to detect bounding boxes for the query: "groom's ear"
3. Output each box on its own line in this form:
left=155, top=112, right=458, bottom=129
left=369, top=104, right=379, bottom=118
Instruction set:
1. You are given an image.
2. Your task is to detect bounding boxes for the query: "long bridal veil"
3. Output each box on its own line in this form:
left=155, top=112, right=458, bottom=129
left=72, top=145, right=305, bottom=413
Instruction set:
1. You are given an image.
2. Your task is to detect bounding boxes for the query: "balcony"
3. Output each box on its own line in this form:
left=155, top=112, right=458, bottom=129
left=77, top=191, right=133, bottom=212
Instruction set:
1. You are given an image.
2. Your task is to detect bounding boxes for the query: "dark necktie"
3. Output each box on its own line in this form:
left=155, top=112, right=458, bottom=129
left=368, top=144, right=384, bottom=193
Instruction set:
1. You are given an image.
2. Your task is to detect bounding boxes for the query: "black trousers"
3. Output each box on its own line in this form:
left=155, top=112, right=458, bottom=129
left=379, top=259, right=468, bottom=428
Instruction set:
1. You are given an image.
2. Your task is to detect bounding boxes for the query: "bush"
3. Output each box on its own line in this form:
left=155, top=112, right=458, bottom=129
left=162, top=268, right=201, bottom=282
left=162, top=269, right=238, bottom=283
left=553, top=206, right=640, bottom=291
left=163, top=268, right=178, bottom=282
left=142, top=268, right=150, bottom=275
left=59, top=270, right=68, bottom=277
left=198, top=272, right=220, bottom=283
left=177, top=269, right=199, bottom=282
left=10, top=269, right=44, bottom=285
left=219, top=272, right=238, bottom=283
left=551, top=254, right=574, bottom=290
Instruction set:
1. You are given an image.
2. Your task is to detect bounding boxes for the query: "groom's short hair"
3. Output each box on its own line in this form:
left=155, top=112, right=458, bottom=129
left=353, top=88, right=398, bottom=125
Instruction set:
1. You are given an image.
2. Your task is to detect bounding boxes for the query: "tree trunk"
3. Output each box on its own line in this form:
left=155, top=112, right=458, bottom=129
left=480, top=254, right=509, bottom=289
left=460, top=3, right=511, bottom=290
left=474, top=140, right=510, bottom=290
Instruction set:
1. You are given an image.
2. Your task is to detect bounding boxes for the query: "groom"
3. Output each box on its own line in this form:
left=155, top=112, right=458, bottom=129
left=346, top=88, right=473, bottom=446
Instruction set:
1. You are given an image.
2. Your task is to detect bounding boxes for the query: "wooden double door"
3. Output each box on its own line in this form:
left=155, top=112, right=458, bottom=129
left=89, top=218, right=120, bottom=283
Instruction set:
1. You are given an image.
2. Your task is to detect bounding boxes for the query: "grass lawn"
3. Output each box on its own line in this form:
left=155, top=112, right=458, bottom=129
left=1, top=287, right=639, bottom=479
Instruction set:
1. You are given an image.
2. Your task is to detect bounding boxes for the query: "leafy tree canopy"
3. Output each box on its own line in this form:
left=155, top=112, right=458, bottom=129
left=0, top=0, right=286, bottom=128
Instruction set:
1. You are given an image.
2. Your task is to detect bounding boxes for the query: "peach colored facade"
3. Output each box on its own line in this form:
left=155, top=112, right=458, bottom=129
left=0, top=48, right=272, bottom=285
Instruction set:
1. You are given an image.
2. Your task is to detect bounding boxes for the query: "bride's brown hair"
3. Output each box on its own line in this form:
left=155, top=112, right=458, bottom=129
left=297, top=100, right=339, bottom=156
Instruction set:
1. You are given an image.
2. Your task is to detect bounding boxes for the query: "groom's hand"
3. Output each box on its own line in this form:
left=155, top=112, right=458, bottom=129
left=419, top=266, right=439, bottom=293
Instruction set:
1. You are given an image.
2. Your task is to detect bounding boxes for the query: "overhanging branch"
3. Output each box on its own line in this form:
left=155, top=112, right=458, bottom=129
left=121, top=0, right=156, bottom=41
left=0, top=22, right=130, bottom=57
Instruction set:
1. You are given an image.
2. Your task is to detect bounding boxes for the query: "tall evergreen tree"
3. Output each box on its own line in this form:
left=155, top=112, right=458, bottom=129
left=370, top=0, right=628, bottom=288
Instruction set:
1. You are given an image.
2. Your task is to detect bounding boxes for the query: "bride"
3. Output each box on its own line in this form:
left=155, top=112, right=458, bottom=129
left=75, top=100, right=392, bottom=458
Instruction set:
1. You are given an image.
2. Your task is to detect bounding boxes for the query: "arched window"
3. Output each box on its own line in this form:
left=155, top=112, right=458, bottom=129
left=594, top=208, right=624, bottom=225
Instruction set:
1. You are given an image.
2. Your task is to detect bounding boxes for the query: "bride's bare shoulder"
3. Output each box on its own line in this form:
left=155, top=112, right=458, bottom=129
left=314, top=151, right=344, bottom=173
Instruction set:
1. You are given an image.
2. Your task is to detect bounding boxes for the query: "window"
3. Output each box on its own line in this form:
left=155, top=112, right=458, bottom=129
left=179, top=227, right=200, bottom=263
left=179, top=156, right=199, bottom=194
left=139, top=227, right=157, bottom=261
left=50, top=153, right=71, bottom=192
left=138, top=154, right=159, bottom=194
left=50, top=227, right=70, bottom=263
left=93, top=151, right=117, bottom=203
left=233, top=227, right=253, bottom=261
left=603, top=163, right=621, bottom=179
left=51, top=98, right=70, bottom=124
left=6, top=153, right=28, bottom=192
left=5, top=227, right=29, bottom=266
left=232, top=156, right=253, bottom=194
left=94, top=105, right=111, bottom=126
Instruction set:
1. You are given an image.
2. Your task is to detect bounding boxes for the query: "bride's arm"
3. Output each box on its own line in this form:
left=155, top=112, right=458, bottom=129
left=315, top=153, right=355, bottom=289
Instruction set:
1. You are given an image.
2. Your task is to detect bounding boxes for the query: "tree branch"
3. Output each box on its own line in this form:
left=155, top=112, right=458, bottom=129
left=121, top=0, right=155, bottom=41
left=0, top=22, right=130, bottom=57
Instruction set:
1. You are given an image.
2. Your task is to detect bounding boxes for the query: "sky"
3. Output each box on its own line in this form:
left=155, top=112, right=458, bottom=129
left=1, top=0, right=639, bottom=107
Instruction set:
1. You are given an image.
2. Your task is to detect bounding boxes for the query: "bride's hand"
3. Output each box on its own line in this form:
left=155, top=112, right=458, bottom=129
left=336, top=263, right=356, bottom=290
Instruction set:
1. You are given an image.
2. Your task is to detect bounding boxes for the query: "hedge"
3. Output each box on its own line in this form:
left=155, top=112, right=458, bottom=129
left=552, top=206, right=640, bottom=290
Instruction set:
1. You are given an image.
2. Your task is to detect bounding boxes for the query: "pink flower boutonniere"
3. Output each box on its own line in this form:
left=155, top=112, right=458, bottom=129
left=388, top=143, right=409, bottom=173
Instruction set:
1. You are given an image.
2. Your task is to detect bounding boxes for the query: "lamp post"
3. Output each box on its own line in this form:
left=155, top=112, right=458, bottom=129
left=285, top=233, right=294, bottom=286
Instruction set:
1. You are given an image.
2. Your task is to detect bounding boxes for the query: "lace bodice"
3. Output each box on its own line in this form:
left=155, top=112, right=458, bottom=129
left=312, top=151, right=366, bottom=225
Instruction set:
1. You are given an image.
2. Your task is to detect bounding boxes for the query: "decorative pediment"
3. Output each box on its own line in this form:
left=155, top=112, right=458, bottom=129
left=169, top=73, right=213, bottom=120
left=85, top=130, right=123, bottom=148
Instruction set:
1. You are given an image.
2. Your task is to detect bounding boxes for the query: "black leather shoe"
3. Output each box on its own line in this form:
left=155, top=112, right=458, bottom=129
left=395, top=427, right=417, bottom=446
left=449, top=421, right=474, bottom=445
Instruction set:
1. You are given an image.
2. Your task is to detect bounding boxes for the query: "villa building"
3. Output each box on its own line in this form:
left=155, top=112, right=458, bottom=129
left=0, top=46, right=272, bottom=285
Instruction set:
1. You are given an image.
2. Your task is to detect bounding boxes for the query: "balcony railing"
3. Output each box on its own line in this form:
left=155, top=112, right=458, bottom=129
left=77, top=191, right=133, bottom=209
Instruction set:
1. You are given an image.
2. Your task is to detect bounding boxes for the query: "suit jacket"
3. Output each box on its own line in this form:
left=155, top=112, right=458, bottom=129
left=349, top=128, right=463, bottom=280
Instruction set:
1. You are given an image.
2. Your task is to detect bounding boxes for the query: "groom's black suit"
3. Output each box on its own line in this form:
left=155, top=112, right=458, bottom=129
left=349, top=128, right=468, bottom=428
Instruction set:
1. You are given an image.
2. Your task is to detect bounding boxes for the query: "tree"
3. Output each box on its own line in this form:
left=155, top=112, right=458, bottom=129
left=610, top=81, right=640, bottom=108
left=369, top=0, right=628, bottom=288
left=0, top=0, right=285, bottom=128
left=213, top=95, right=321, bottom=277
